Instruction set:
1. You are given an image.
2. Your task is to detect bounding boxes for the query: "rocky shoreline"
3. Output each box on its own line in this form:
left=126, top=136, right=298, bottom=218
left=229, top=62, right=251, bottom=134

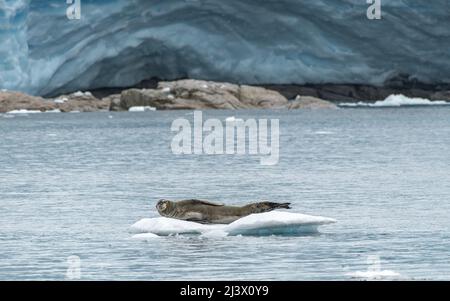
left=3, top=78, right=449, bottom=114
left=1, top=80, right=337, bottom=113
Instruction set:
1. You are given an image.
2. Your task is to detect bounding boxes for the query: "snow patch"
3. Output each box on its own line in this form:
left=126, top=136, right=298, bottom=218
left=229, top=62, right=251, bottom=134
left=54, top=97, right=68, bottom=103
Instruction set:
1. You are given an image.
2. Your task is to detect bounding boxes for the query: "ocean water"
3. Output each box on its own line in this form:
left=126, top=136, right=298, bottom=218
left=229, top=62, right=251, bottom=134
left=1, top=108, right=450, bottom=280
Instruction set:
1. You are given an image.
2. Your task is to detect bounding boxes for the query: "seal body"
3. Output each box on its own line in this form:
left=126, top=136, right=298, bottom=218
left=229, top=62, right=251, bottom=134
left=156, top=199, right=291, bottom=224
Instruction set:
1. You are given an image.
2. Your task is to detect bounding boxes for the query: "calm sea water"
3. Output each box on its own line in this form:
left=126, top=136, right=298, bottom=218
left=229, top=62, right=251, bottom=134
left=1, top=108, right=450, bottom=280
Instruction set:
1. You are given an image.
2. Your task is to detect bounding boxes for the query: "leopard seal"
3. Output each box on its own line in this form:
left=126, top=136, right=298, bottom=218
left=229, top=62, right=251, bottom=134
left=156, top=199, right=291, bottom=224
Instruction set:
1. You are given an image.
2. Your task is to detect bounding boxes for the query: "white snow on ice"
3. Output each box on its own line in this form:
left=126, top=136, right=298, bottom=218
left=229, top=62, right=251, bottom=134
left=130, top=211, right=336, bottom=237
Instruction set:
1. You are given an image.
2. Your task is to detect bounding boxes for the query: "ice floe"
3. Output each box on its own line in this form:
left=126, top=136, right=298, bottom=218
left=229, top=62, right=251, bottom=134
left=130, top=211, right=336, bottom=237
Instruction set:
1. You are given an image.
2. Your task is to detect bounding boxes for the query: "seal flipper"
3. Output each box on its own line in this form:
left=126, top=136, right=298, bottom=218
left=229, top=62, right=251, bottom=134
left=261, top=202, right=291, bottom=210
left=272, top=202, right=291, bottom=209
left=247, top=201, right=292, bottom=213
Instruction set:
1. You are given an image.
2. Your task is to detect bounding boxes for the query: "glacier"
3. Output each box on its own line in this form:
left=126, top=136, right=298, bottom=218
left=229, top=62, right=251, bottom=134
left=1, top=0, right=450, bottom=96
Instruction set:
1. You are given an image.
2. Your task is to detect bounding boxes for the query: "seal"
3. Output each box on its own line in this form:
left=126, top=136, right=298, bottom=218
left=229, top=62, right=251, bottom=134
left=156, top=199, right=291, bottom=224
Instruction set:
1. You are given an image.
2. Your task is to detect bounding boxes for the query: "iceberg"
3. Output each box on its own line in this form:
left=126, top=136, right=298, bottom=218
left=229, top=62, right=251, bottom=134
left=1, top=0, right=450, bottom=96
left=130, top=211, right=336, bottom=237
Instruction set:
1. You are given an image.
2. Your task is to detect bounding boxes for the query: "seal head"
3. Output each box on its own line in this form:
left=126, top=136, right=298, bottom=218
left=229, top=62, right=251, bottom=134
left=156, top=199, right=175, bottom=217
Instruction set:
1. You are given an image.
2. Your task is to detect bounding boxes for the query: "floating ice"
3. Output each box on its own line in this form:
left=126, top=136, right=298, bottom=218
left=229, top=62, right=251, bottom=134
left=340, top=94, right=450, bottom=107
left=7, top=109, right=41, bottom=114
left=128, top=106, right=157, bottom=112
left=131, top=233, right=161, bottom=241
left=346, top=270, right=401, bottom=280
left=225, top=116, right=244, bottom=123
left=314, top=131, right=334, bottom=135
left=224, top=212, right=336, bottom=236
left=130, top=211, right=336, bottom=237
left=1, top=114, right=14, bottom=118
left=44, top=109, right=61, bottom=113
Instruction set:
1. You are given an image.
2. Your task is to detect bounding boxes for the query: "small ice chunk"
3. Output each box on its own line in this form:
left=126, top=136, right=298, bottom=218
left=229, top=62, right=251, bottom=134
left=314, top=131, right=334, bottom=135
left=162, top=87, right=171, bottom=93
left=72, top=91, right=85, bottom=97
left=128, top=106, right=156, bottom=112
left=131, top=233, right=161, bottom=240
left=7, top=109, right=41, bottom=114
left=225, top=116, right=243, bottom=123
left=346, top=270, right=401, bottom=280
left=45, top=109, right=61, bottom=113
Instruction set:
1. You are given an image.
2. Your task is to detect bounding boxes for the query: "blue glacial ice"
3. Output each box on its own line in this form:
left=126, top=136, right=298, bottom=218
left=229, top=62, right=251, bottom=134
left=1, top=0, right=450, bottom=96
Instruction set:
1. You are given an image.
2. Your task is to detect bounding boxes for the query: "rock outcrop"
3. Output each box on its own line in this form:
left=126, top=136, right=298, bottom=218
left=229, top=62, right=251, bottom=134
left=0, top=90, right=111, bottom=113
left=288, top=96, right=338, bottom=110
left=51, top=91, right=111, bottom=112
left=119, top=79, right=289, bottom=110
left=1, top=80, right=337, bottom=112
left=0, top=91, right=55, bottom=113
